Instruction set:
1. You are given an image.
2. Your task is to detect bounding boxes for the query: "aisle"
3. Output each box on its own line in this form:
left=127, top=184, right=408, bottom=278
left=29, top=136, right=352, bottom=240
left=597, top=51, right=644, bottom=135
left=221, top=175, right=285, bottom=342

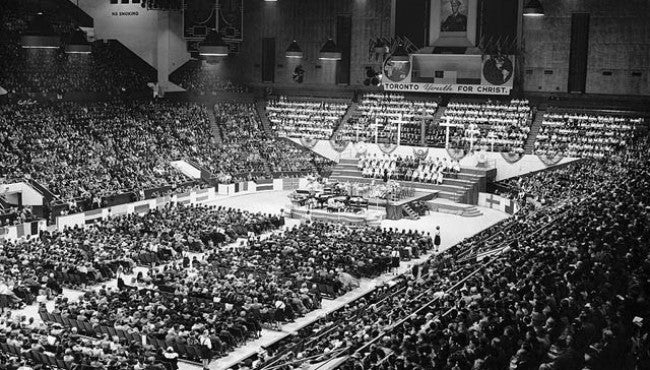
left=9, top=190, right=510, bottom=370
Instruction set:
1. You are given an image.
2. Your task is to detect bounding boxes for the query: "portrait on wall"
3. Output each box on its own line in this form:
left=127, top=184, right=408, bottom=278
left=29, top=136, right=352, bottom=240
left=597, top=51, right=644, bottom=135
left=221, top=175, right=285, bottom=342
left=430, top=0, right=477, bottom=47
left=441, top=0, right=468, bottom=33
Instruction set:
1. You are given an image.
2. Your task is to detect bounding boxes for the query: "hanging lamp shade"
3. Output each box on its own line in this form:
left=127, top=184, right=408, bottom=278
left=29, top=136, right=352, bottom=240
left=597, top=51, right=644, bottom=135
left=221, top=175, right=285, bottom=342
left=199, top=29, right=229, bottom=57
left=319, top=38, right=341, bottom=61
left=285, top=40, right=303, bottom=59
left=390, top=43, right=409, bottom=63
left=523, top=0, right=544, bottom=16
left=21, top=13, right=60, bottom=49
left=65, top=29, right=91, bottom=54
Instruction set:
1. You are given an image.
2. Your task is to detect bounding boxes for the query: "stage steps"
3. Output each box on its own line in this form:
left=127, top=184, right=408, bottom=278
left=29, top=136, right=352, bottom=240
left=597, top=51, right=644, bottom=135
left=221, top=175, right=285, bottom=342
left=427, top=199, right=483, bottom=217
left=402, top=203, right=420, bottom=220
left=330, top=158, right=487, bottom=205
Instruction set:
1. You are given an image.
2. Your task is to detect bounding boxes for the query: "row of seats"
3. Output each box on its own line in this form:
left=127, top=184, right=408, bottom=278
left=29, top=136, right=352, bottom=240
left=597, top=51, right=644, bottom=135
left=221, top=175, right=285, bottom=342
left=267, top=96, right=349, bottom=140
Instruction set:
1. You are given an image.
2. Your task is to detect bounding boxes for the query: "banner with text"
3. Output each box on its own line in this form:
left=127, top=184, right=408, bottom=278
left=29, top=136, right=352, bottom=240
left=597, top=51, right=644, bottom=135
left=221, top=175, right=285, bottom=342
left=382, top=54, right=514, bottom=95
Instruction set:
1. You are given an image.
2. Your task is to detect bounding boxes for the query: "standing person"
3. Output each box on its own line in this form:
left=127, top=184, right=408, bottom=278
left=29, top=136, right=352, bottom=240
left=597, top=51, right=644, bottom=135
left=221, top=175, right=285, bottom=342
left=199, top=330, right=213, bottom=369
left=434, top=226, right=441, bottom=253
left=390, top=248, right=400, bottom=275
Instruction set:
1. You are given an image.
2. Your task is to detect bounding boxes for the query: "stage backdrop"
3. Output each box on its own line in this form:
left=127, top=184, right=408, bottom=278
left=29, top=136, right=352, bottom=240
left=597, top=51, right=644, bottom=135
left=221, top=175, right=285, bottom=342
left=382, top=54, right=514, bottom=95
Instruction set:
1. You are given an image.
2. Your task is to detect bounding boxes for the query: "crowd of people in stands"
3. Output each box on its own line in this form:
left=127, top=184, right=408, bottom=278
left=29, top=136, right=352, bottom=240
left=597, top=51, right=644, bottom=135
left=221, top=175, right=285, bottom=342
left=266, top=97, right=349, bottom=140
left=0, top=1, right=153, bottom=100
left=169, top=60, right=249, bottom=95
left=0, top=101, right=207, bottom=202
left=441, top=99, right=532, bottom=153
left=205, top=103, right=333, bottom=183
left=534, top=111, right=645, bottom=159
left=336, top=93, right=438, bottom=146
left=0, top=100, right=333, bottom=210
left=358, top=153, right=460, bottom=183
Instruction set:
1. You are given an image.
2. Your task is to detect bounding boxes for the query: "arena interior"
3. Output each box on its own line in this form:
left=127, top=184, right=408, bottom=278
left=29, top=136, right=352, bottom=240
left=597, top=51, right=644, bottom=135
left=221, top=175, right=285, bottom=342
left=0, top=0, right=649, bottom=369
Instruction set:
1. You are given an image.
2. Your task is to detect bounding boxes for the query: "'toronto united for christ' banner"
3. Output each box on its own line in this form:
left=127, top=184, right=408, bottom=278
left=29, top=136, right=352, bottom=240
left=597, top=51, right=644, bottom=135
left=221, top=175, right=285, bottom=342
left=382, top=54, right=514, bottom=95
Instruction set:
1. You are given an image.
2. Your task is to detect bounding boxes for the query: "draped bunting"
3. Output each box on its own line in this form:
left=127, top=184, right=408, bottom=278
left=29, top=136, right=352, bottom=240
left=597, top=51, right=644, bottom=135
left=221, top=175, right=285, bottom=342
left=378, top=142, right=398, bottom=154
left=447, top=147, right=466, bottom=161
left=501, top=151, right=525, bottom=164
left=329, top=134, right=349, bottom=152
left=413, top=148, right=429, bottom=161
left=299, top=136, right=318, bottom=149
left=537, top=151, right=565, bottom=166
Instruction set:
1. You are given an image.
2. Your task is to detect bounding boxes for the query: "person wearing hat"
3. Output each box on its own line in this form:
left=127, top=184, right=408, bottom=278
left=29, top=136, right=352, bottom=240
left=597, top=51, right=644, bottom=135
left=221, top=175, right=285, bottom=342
left=161, top=346, right=179, bottom=370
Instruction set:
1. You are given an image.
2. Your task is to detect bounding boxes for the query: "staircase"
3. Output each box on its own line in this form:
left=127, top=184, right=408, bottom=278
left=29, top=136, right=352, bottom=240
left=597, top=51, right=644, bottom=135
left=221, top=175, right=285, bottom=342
left=254, top=100, right=273, bottom=136
left=329, top=158, right=487, bottom=205
left=431, top=105, right=448, bottom=125
left=524, top=108, right=545, bottom=154
left=206, top=106, right=223, bottom=144
left=402, top=203, right=420, bottom=220
left=331, top=102, right=359, bottom=138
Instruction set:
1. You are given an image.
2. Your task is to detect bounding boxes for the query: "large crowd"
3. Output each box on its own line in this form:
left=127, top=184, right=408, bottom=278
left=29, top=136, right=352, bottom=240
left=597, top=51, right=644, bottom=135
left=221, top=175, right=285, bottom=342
left=534, top=111, right=645, bottom=159
left=204, top=103, right=333, bottom=183
left=335, top=93, right=438, bottom=145
left=169, top=60, right=249, bottom=95
left=0, top=204, right=282, bottom=308
left=266, top=97, right=349, bottom=140
left=0, top=101, right=208, bottom=203
left=441, top=99, right=533, bottom=153
left=226, top=137, right=649, bottom=370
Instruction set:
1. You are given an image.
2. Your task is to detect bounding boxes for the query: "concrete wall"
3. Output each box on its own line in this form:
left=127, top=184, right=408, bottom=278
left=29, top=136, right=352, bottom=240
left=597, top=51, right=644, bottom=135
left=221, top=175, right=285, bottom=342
left=1, top=183, right=44, bottom=206
left=72, top=0, right=190, bottom=74
left=236, top=0, right=391, bottom=86
left=523, top=0, right=650, bottom=95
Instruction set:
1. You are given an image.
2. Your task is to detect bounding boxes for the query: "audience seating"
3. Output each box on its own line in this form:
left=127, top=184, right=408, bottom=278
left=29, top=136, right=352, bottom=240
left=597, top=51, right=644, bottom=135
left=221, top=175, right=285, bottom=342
left=336, top=93, right=438, bottom=145
left=441, top=99, right=533, bottom=152
left=266, top=96, right=349, bottom=140
left=535, top=110, right=645, bottom=159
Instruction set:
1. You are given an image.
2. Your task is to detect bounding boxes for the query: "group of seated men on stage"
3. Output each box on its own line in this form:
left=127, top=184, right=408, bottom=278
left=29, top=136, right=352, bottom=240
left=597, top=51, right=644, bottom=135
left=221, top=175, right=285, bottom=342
left=239, top=137, right=650, bottom=370
left=266, top=96, right=349, bottom=140
left=534, top=110, right=645, bottom=159
left=358, top=154, right=460, bottom=184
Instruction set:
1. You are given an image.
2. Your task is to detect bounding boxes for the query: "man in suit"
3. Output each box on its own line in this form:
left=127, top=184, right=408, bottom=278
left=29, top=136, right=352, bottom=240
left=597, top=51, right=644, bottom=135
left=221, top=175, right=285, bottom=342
left=442, top=0, right=467, bottom=32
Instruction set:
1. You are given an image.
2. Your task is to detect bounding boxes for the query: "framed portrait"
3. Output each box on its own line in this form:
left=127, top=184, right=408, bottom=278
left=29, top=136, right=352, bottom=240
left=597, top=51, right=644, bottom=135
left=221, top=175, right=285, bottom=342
left=429, top=0, right=478, bottom=47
